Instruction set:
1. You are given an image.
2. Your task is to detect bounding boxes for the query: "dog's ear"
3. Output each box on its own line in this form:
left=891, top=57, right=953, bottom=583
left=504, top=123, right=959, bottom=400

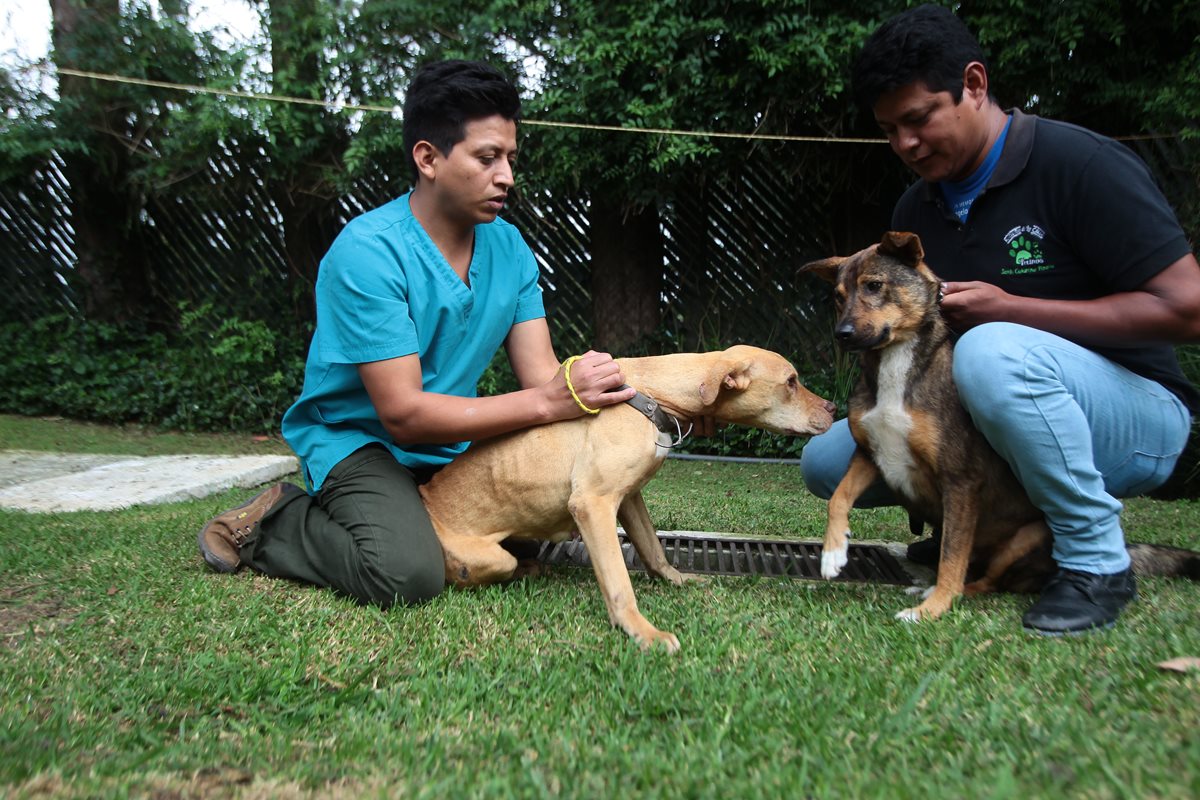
left=878, top=231, right=924, bottom=266
left=799, top=256, right=846, bottom=284
left=698, top=356, right=753, bottom=406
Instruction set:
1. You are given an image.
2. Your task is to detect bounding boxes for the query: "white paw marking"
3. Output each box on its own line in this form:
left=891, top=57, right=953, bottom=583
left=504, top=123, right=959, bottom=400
left=821, top=537, right=849, bottom=579
left=895, top=607, right=923, bottom=623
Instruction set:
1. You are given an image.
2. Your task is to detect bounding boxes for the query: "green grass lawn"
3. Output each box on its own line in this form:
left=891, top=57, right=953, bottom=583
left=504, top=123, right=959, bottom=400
left=2, top=415, right=1199, bottom=798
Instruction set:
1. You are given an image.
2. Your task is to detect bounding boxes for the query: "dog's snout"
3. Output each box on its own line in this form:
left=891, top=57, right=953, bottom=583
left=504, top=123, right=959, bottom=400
left=823, top=399, right=837, bottom=415
left=835, top=322, right=855, bottom=340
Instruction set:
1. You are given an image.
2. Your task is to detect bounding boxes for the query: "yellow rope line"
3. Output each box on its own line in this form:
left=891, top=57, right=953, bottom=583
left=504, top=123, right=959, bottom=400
left=44, top=67, right=1188, bottom=144
left=56, top=68, right=401, bottom=114
left=52, top=67, right=886, bottom=144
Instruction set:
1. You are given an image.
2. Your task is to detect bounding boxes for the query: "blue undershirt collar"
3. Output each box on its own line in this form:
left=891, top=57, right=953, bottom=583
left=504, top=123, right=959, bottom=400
left=940, top=114, right=1013, bottom=222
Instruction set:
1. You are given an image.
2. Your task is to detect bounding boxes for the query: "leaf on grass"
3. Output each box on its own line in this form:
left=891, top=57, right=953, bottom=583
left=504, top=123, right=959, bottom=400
left=1156, top=657, right=1200, bottom=673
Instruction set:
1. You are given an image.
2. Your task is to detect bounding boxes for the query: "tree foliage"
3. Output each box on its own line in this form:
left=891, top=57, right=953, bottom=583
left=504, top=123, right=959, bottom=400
left=488, top=0, right=891, bottom=205
left=3, top=0, right=1197, bottom=336
left=10, top=0, right=1196, bottom=200
left=961, top=0, right=1200, bottom=137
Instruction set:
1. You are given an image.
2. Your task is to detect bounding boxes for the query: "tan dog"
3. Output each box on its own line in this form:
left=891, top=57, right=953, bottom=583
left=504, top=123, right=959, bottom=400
left=418, top=345, right=835, bottom=652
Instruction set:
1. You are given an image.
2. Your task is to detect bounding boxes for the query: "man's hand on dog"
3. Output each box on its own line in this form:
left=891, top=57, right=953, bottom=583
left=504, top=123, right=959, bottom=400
left=552, top=351, right=719, bottom=433
left=556, top=350, right=637, bottom=418
left=939, top=280, right=1015, bottom=331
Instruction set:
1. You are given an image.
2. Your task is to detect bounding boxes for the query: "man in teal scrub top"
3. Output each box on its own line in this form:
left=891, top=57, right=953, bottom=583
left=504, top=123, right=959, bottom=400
left=196, top=60, right=637, bottom=607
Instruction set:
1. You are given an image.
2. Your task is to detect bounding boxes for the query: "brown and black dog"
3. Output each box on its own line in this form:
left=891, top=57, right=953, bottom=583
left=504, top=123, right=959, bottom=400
left=802, top=231, right=1199, bottom=621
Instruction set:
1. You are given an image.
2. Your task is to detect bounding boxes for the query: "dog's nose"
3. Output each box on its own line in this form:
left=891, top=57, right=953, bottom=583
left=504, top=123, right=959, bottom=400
left=835, top=322, right=855, bottom=340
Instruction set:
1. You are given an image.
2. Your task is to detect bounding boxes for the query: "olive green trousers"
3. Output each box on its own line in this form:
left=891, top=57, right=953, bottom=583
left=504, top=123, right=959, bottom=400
left=243, top=444, right=446, bottom=608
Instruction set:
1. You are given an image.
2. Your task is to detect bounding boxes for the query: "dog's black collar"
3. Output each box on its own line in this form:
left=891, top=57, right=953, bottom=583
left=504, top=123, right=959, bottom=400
left=621, top=385, right=692, bottom=447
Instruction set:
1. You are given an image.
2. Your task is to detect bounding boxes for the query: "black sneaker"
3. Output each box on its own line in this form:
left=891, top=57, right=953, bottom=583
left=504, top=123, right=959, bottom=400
left=1022, top=567, right=1137, bottom=636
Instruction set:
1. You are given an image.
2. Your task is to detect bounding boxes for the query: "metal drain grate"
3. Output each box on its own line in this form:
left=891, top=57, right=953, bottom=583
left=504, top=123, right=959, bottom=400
left=535, top=533, right=915, bottom=585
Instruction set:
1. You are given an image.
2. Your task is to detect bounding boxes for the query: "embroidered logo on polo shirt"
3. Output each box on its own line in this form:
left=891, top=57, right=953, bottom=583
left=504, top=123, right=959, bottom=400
left=1000, top=225, right=1054, bottom=275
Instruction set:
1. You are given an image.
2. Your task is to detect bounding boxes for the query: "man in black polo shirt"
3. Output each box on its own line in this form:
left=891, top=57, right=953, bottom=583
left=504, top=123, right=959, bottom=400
left=800, top=4, right=1200, bottom=635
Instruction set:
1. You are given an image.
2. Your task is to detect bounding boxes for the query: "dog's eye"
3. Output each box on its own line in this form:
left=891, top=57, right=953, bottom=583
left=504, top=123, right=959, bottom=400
left=864, top=280, right=884, bottom=293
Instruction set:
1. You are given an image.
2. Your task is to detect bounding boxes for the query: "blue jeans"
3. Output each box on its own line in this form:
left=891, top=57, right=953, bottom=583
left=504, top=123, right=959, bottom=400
left=800, top=322, right=1191, bottom=575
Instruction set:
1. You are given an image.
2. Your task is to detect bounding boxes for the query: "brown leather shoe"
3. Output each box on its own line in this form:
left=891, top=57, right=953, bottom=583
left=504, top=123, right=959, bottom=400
left=197, top=483, right=301, bottom=573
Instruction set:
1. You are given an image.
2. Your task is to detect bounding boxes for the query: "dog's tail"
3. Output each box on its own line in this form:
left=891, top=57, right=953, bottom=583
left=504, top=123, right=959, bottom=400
left=1128, top=542, right=1200, bottom=580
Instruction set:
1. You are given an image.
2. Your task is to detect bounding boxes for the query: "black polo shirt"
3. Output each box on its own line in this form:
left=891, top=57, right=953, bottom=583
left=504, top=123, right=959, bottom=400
left=893, top=109, right=1200, bottom=412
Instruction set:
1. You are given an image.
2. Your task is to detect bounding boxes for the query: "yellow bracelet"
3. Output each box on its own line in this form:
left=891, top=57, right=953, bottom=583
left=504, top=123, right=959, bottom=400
left=562, top=355, right=601, bottom=415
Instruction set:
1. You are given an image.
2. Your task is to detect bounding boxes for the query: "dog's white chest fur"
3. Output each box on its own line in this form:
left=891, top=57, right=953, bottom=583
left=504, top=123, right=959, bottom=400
left=655, top=429, right=673, bottom=459
left=859, top=340, right=920, bottom=501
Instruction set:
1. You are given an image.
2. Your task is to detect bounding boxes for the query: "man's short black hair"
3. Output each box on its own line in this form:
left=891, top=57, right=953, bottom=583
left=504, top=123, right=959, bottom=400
left=402, top=60, right=521, bottom=182
left=852, top=4, right=988, bottom=112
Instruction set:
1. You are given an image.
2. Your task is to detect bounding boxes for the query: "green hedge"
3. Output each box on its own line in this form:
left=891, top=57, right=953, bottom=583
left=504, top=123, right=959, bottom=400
left=0, top=311, right=821, bottom=459
left=7, top=309, right=1193, bottom=495
left=0, top=307, right=306, bottom=433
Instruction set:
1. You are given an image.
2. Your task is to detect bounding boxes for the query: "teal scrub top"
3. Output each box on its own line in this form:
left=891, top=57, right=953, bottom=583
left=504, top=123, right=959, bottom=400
left=281, top=192, right=546, bottom=491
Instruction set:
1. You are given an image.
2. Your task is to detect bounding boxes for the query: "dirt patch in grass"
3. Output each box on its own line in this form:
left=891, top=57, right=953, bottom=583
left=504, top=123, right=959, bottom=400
left=0, top=584, right=74, bottom=648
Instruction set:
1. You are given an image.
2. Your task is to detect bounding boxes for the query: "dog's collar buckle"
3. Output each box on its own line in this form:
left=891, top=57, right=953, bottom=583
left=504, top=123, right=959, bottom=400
left=630, top=392, right=659, bottom=417
left=621, top=385, right=692, bottom=448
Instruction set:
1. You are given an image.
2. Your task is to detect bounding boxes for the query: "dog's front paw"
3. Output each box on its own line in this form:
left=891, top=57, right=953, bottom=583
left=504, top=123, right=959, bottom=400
left=895, top=607, right=924, bottom=623
left=820, top=536, right=849, bottom=579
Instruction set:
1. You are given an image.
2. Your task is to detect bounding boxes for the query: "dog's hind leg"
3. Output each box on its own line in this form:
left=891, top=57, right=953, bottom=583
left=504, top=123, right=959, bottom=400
left=571, top=492, right=681, bottom=653
left=964, top=521, right=1049, bottom=596
left=822, top=450, right=880, bottom=579
left=440, top=533, right=519, bottom=588
left=618, top=491, right=693, bottom=586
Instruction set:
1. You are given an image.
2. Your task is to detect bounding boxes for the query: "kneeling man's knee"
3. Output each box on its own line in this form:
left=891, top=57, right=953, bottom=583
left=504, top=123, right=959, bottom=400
left=952, top=322, right=1033, bottom=415
left=800, top=423, right=855, bottom=500
left=361, top=545, right=446, bottom=609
